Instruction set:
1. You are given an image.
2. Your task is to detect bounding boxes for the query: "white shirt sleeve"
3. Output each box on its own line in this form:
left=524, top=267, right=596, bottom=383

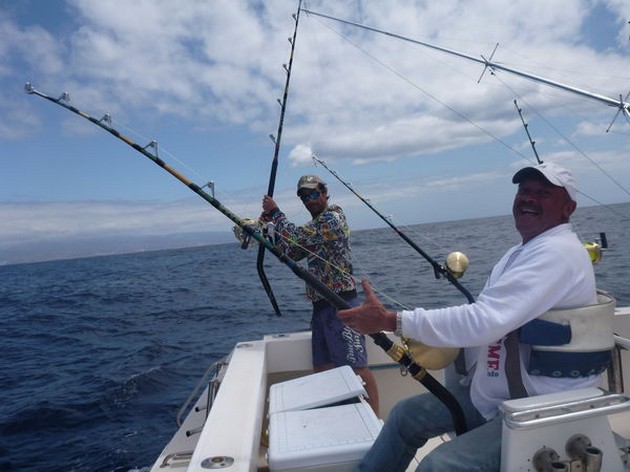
left=399, top=224, right=597, bottom=347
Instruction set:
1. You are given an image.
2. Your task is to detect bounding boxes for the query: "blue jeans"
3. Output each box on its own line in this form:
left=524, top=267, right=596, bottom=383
left=356, top=379, right=502, bottom=471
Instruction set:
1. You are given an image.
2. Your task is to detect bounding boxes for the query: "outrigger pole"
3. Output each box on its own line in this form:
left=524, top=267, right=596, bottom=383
left=258, top=1, right=303, bottom=317
left=25, top=83, right=467, bottom=435
left=302, top=8, right=630, bottom=127
left=313, top=155, right=475, bottom=303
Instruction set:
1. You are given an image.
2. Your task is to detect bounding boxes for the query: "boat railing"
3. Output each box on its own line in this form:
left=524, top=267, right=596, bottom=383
left=607, top=333, right=630, bottom=394
left=159, top=451, right=194, bottom=469
left=608, top=340, right=627, bottom=394
left=503, top=390, right=630, bottom=430
left=176, top=357, right=228, bottom=428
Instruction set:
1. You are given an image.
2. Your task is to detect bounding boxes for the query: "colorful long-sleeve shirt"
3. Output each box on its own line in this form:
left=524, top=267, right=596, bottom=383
left=270, top=204, right=355, bottom=302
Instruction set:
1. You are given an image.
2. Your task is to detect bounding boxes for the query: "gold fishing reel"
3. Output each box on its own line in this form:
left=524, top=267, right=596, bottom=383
left=395, top=250, right=468, bottom=370
left=233, top=218, right=262, bottom=249
left=583, top=242, right=602, bottom=265
left=445, top=251, right=469, bottom=279
left=400, top=337, right=460, bottom=370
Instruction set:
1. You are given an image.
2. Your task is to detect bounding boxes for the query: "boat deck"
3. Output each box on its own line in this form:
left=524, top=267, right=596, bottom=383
left=152, top=307, right=630, bottom=472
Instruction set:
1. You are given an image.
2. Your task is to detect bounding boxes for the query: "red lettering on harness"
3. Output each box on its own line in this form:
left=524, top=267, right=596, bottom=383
left=486, top=341, right=502, bottom=371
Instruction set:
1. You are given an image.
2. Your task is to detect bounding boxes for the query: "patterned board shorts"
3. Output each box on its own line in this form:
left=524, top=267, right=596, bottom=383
left=311, top=294, right=368, bottom=368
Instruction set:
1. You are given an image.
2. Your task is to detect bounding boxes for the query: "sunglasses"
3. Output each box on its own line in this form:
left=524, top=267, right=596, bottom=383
left=299, top=190, right=321, bottom=202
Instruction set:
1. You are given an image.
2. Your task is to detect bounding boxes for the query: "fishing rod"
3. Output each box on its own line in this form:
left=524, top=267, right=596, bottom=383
left=313, top=155, right=475, bottom=304
left=302, top=8, right=630, bottom=126
left=257, top=1, right=302, bottom=317
left=514, top=100, right=542, bottom=165
left=25, top=82, right=468, bottom=435
left=513, top=100, right=609, bottom=263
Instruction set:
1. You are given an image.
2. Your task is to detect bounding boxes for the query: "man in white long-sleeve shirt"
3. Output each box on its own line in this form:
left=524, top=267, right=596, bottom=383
left=338, top=162, right=600, bottom=471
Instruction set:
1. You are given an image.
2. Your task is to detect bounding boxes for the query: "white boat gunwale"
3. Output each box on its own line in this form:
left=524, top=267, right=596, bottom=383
left=152, top=306, right=630, bottom=471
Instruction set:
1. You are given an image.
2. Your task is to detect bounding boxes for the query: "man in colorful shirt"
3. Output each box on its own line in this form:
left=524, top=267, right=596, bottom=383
left=262, top=174, right=379, bottom=416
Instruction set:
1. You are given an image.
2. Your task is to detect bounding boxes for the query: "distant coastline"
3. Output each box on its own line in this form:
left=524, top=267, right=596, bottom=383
left=0, top=231, right=235, bottom=266
left=3, top=201, right=627, bottom=267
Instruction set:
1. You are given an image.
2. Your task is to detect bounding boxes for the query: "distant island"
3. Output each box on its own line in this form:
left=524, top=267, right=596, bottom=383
left=0, top=231, right=235, bottom=266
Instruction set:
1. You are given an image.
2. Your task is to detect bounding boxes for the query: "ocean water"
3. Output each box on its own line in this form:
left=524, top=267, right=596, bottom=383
left=1, top=203, right=629, bottom=472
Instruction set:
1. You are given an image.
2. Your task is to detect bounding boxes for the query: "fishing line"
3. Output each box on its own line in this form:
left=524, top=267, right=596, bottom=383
left=540, top=120, right=630, bottom=200
left=38, top=98, right=219, bottom=203
left=303, top=11, right=529, bottom=161
left=304, top=8, right=630, bottom=114
left=302, top=8, right=630, bottom=215
left=291, top=9, right=327, bottom=149
left=498, top=74, right=630, bottom=196
left=257, top=0, right=303, bottom=317
left=311, top=154, right=475, bottom=303
left=312, top=159, right=456, bottom=255
left=252, top=183, right=420, bottom=310
left=300, top=12, right=630, bottom=293
left=295, top=10, right=630, bottom=311
left=513, top=100, right=617, bottom=243
left=26, top=83, right=468, bottom=434
left=112, top=118, right=211, bottom=186
left=262, top=223, right=413, bottom=311
left=607, top=127, right=630, bottom=137
left=495, top=76, right=630, bottom=221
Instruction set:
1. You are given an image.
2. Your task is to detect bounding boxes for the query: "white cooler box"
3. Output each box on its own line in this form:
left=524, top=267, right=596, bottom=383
left=267, top=366, right=382, bottom=472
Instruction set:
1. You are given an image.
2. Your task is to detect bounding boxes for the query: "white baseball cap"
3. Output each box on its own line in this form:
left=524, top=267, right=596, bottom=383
left=512, top=162, right=577, bottom=202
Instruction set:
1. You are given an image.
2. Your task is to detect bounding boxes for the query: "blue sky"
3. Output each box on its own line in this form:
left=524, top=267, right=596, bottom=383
left=2, top=0, right=630, bottom=264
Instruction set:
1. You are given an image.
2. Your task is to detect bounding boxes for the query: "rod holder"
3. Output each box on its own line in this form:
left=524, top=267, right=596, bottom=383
left=533, top=447, right=568, bottom=471
left=566, top=434, right=603, bottom=472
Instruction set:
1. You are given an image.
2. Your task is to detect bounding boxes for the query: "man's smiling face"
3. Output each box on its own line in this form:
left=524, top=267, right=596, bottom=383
left=512, top=177, right=576, bottom=244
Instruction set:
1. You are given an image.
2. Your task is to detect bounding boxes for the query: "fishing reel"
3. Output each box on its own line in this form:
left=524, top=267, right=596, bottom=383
left=583, top=232, right=609, bottom=264
left=583, top=242, right=602, bottom=265
left=396, top=251, right=468, bottom=370
left=233, top=218, right=262, bottom=249
left=400, top=337, right=460, bottom=370
left=445, top=251, right=469, bottom=279
left=233, top=218, right=278, bottom=249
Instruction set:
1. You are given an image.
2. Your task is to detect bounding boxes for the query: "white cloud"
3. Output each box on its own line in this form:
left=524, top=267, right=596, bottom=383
left=6, top=0, right=630, bottom=158
left=288, top=143, right=314, bottom=165
left=2, top=0, right=629, bottom=261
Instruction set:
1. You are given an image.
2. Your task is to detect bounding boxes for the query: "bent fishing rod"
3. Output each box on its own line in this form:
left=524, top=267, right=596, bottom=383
left=258, top=1, right=302, bottom=317
left=313, top=155, right=475, bottom=304
left=302, top=8, right=630, bottom=126
left=25, top=83, right=467, bottom=435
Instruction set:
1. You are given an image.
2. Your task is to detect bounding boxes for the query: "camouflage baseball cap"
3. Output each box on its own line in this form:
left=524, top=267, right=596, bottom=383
left=297, top=174, right=325, bottom=193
